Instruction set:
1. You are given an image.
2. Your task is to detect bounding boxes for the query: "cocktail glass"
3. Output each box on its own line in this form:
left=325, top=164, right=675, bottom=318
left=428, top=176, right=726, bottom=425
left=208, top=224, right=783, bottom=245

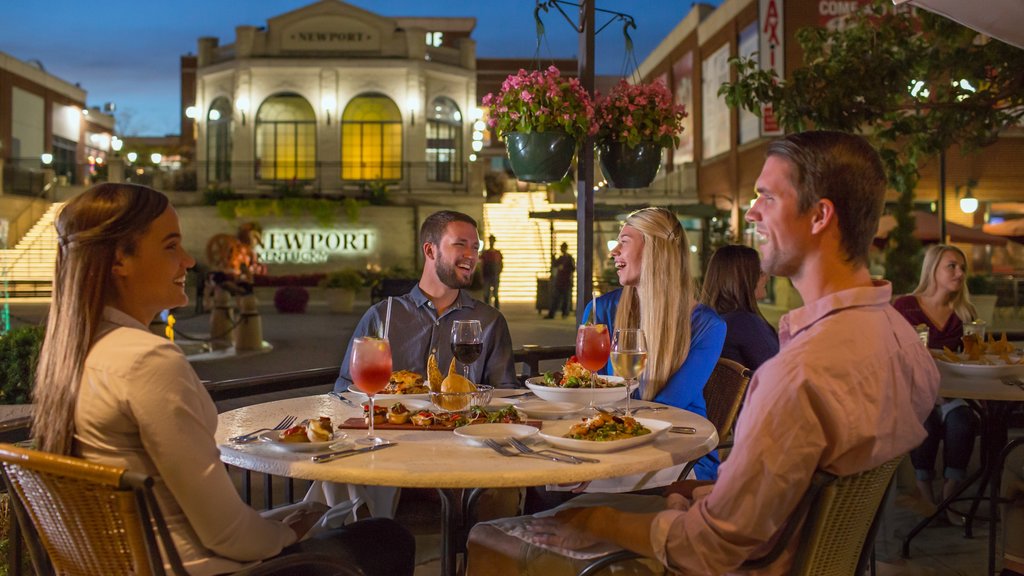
left=350, top=336, right=392, bottom=445
left=576, top=323, right=611, bottom=413
left=611, top=328, right=647, bottom=416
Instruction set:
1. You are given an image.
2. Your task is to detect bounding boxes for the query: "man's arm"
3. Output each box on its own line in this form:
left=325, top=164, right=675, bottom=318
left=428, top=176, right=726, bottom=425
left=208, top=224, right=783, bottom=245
left=481, top=312, right=517, bottom=387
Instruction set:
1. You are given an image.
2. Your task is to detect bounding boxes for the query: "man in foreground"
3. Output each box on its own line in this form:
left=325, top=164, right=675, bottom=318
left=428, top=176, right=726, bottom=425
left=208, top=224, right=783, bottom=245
left=466, top=131, right=940, bottom=574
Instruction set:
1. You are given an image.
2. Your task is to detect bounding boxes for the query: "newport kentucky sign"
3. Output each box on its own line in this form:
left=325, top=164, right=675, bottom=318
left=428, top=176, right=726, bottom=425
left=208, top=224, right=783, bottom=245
left=281, top=16, right=381, bottom=52
left=255, top=227, right=376, bottom=264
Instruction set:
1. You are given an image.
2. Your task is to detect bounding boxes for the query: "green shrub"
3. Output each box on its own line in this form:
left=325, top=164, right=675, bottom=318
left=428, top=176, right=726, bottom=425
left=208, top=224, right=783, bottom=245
left=202, top=184, right=239, bottom=205
left=319, top=269, right=365, bottom=291
left=0, top=326, right=45, bottom=405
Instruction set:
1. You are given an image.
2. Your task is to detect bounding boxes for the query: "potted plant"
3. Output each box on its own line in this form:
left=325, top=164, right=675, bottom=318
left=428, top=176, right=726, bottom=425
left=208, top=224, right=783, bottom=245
left=593, top=79, right=687, bottom=188
left=483, top=65, right=594, bottom=183
left=320, top=268, right=365, bottom=313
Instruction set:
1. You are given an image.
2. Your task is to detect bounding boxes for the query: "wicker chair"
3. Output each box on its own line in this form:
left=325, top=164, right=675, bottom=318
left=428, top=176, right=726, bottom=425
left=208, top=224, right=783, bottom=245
left=577, top=455, right=903, bottom=576
left=677, top=358, right=751, bottom=480
left=0, top=443, right=363, bottom=576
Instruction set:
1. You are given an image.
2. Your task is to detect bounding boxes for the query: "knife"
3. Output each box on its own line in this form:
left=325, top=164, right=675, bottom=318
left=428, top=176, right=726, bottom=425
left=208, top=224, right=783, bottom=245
left=312, top=442, right=396, bottom=463
left=328, top=390, right=357, bottom=408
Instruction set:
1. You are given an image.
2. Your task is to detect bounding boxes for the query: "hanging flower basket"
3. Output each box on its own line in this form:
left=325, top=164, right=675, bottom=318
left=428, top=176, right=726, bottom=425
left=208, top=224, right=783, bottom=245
left=483, top=66, right=594, bottom=184
left=505, top=131, right=576, bottom=183
left=597, top=140, right=663, bottom=189
left=594, top=80, right=687, bottom=189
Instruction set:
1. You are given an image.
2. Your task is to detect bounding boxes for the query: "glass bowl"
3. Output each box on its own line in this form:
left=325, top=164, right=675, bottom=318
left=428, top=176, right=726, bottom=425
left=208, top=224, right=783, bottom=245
left=429, top=385, right=494, bottom=413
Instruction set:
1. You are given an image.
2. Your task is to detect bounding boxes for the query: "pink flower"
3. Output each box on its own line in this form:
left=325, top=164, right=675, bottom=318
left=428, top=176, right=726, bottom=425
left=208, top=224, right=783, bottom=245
left=483, top=65, right=594, bottom=141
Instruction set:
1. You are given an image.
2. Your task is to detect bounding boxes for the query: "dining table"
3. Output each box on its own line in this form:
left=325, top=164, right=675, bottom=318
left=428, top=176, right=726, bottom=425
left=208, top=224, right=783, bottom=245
left=216, top=390, right=719, bottom=576
left=900, top=360, right=1024, bottom=559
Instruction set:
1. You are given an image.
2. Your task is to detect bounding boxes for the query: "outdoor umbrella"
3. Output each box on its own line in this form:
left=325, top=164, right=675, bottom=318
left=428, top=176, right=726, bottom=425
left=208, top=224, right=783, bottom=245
left=893, top=0, right=1024, bottom=49
left=876, top=211, right=1009, bottom=245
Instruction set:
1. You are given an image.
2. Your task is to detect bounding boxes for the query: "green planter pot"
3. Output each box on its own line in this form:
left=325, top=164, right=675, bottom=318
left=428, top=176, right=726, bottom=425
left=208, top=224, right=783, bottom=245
left=597, top=140, right=663, bottom=189
left=505, top=131, right=576, bottom=183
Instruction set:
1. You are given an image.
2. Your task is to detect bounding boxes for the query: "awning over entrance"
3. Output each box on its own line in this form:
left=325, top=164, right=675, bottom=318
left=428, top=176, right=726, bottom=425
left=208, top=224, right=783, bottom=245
left=876, top=211, right=1009, bottom=246
left=529, top=203, right=720, bottom=222
left=983, top=219, right=1024, bottom=244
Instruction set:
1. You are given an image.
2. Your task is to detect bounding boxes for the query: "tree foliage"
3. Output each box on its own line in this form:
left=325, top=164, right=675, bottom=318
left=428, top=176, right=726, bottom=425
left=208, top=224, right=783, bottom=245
left=720, top=0, right=1024, bottom=293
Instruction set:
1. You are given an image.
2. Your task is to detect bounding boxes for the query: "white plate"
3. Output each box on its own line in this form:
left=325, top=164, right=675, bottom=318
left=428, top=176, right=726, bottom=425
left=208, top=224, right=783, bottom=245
left=514, top=400, right=584, bottom=419
left=487, top=398, right=518, bottom=409
left=537, top=418, right=671, bottom=453
left=359, top=398, right=433, bottom=412
left=258, top=430, right=349, bottom=452
left=453, top=423, right=539, bottom=445
left=934, top=355, right=1024, bottom=378
left=525, top=376, right=636, bottom=405
left=348, top=383, right=429, bottom=400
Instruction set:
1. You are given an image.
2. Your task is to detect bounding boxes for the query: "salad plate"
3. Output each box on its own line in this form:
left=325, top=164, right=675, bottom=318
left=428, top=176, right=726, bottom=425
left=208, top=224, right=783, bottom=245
left=537, top=418, right=671, bottom=453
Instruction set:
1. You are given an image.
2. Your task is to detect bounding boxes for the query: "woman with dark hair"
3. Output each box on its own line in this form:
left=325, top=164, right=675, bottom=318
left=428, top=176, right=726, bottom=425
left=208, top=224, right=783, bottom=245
left=700, top=244, right=779, bottom=372
left=32, top=183, right=414, bottom=575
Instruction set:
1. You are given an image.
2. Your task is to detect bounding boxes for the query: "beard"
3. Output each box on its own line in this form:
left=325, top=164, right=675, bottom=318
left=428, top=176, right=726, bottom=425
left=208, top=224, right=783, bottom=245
left=436, top=257, right=472, bottom=289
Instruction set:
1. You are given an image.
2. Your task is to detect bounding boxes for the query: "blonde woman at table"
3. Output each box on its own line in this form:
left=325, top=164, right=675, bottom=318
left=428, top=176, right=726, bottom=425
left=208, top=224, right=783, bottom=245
left=893, top=244, right=979, bottom=521
left=31, top=183, right=415, bottom=576
left=562, top=207, right=725, bottom=488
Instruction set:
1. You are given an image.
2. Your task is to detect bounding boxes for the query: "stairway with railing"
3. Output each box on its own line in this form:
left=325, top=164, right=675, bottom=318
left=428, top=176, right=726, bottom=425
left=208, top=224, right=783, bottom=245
left=482, top=192, right=577, bottom=308
left=0, top=203, right=62, bottom=297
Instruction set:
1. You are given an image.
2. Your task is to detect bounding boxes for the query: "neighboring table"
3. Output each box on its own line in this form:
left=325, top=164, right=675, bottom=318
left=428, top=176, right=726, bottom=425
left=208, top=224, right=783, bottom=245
left=901, top=364, right=1024, bottom=558
left=216, top=392, right=718, bottom=576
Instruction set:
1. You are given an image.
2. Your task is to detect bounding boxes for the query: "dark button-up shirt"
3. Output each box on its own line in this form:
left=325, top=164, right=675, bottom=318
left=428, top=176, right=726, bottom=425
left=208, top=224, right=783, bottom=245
left=335, top=285, right=517, bottom=390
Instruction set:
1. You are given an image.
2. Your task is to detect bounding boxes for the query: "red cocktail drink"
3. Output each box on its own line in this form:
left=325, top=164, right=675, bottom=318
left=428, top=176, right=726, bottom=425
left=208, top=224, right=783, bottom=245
left=351, top=337, right=393, bottom=444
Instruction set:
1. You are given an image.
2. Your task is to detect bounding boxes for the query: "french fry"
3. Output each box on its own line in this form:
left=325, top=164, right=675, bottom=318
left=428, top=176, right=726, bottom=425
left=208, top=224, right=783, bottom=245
left=942, top=346, right=961, bottom=363
left=427, top=352, right=444, bottom=393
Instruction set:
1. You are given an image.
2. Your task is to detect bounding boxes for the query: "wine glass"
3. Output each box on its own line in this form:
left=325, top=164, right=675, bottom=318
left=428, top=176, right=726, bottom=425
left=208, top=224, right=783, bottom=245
left=350, top=336, right=392, bottom=445
left=451, top=320, right=483, bottom=381
left=575, top=324, right=611, bottom=413
left=611, top=328, right=647, bottom=416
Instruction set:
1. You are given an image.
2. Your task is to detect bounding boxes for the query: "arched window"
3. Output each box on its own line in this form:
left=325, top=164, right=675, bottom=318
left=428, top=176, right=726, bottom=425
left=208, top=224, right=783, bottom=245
left=426, top=97, right=463, bottom=183
left=206, top=97, right=232, bottom=184
left=341, top=94, right=402, bottom=181
left=254, top=94, right=316, bottom=181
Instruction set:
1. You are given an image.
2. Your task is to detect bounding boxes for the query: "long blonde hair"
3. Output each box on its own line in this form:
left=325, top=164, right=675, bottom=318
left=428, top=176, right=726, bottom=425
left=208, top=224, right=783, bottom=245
left=32, top=184, right=169, bottom=455
left=613, top=207, right=694, bottom=401
left=912, top=244, right=976, bottom=323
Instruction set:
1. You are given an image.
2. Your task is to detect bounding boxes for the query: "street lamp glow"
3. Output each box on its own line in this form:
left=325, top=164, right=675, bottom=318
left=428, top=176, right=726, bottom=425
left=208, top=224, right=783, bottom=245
left=185, top=106, right=199, bottom=119
left=209, top=109, right=221, bottom=121
left=126, top=152, right=138, bottom=163
left=111, top=137, right=123, bottom=152
left=150, top=153, right=163, bottom=165
left=471, top=141, right=483, bottom=152
left=40, top=153, right=53, bottom=165
left=960, top=195, right=979, bottom=214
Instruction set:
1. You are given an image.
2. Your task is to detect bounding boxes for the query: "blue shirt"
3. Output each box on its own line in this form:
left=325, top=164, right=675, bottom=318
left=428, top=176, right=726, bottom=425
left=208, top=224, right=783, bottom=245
left=335, top=285, right=517, bottom=391
left=583, top=289, right=726, bottom=479
left=720, top=310, right=780, bottom=372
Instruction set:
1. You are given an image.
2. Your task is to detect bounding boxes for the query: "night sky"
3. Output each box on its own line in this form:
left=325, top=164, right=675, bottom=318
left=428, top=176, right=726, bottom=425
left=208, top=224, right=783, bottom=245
left=1, top=0, right=714, bottom=136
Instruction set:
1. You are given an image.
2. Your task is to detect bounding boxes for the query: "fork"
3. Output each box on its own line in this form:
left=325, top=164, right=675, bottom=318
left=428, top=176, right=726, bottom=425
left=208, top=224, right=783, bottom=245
left=606, top=406, right=668, bottom=416
left=506, top=437, right=599, bottom=463
left=229, top=415, right=297, bottom=443
left=1000, top=376, right=1024, bottom=391
left=482, top=438, right=579, bottom=464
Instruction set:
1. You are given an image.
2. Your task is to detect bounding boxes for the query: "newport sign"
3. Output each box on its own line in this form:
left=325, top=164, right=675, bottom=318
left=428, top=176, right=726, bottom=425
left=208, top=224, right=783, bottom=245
left=254, top=227, right=376, bottom=264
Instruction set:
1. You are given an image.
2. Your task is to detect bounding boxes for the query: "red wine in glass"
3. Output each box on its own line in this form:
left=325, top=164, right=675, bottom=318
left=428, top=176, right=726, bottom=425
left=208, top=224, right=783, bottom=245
left=451, top=320, right=482, bottom=380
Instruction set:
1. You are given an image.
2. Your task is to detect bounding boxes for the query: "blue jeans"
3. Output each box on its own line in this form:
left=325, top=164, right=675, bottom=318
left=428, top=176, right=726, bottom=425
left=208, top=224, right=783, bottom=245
left=910, top=404, right=978, bottom=482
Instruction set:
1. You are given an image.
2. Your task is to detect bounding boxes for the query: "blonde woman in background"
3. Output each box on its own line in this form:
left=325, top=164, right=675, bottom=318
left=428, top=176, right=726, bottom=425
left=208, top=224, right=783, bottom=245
left=32, top=183, right=414, bottom=575
left=893, top=244, right=978, bottom=520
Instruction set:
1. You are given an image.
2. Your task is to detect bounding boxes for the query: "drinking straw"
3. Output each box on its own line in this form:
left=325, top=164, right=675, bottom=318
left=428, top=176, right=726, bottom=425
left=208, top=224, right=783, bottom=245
left=383, top=296, right=393, bottom=340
